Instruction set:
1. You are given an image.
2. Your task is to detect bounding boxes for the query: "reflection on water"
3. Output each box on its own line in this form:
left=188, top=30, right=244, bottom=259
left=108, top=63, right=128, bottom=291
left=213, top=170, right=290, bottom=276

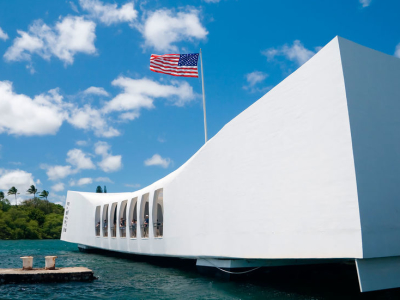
left=0, top=240, right=399, bottom=299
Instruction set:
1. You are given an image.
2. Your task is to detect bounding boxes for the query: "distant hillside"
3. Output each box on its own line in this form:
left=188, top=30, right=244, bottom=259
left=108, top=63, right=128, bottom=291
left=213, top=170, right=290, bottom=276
left=0, top=198, right=64, bottom=240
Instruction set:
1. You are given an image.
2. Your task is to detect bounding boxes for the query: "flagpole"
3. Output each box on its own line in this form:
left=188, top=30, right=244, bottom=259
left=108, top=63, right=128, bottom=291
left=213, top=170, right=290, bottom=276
left=200, top=49, right=208, bottom=143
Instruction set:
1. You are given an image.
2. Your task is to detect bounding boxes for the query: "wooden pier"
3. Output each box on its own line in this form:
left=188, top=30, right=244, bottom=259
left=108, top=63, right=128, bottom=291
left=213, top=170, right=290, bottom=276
left=0, top=267, right=95, bottom=284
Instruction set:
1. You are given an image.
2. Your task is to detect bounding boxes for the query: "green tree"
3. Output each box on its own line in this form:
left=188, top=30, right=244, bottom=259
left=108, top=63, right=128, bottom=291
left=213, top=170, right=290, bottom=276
left=27, top=185, right=38, bottom=199
left=0, top=198, right=11, bottom=212
left=0, top=191, right=4, bottom=200
left=39, top=190, right=49, bottom=200
left=7, top=187, right=18, bottom=205
left=96, top=186, right=103, bottom=193
left=104, top=186, right=107, bottom=193
left=28, top=208, right=46, bottom=226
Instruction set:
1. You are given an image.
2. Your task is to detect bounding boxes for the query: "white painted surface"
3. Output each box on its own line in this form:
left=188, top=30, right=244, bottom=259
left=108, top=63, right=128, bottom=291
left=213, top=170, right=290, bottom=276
left=62, top=36, right=368, bottom=260
left=45, top=256, right=57, bottom=270
left=356, top=257, right=400, bottom=292
left=20, top=256, right=33, bottom=270
left=340, top=37, right=400, bottom=259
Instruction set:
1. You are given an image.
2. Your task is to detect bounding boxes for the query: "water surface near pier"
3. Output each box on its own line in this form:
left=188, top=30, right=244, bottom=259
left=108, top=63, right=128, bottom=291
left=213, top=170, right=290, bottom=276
left=0, top=240, right=399, bottom=299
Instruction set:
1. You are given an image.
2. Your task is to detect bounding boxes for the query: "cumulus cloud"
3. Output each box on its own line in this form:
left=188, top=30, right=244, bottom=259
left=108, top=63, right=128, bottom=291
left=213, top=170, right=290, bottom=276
left=70, top=177, right=93, bottom=186
left=103, top=77, right=196, bottom=119
left=262, top=40, right=316, bottom=66
left=0, top=80, right=118, bottom=138
left=68, top=104, right=120, bottom=137
left=95, top=141, right=122, bottom=172
left=359, top=0, right=371, bottom=7
left=0, top=27, right=8, bottom=41
left=144, top=154, right=171, bottom=168
left=0, top=169, right=35, bottom=194
left=0, top=82, right=66, bottom=136
left=0, top=74, right=196, bottom=138
left=83, top=86, right=109, bottom=97
left=66, top=149, right=96, bottom=170
left=244, top=71, right=267, bottom=87
left=125, top=183, right=140, bottom=188
left=70, top=1, right=80, bottom=13
left=4, top=16, right=96, bottom=65
left=243, top=71, right=270, bottom=93
left=76, top=140, right=89, bottom=146
left=79, top=0, right=138, bottom=26
left=42, top=142, right=121, bottom=181
left=95, top=177, right=113, bottom=183
left=51, top=182, right=65, bottom=192
left=141, top=9, right=208, bottom=52
left=42, top=165, right=77, bottom=181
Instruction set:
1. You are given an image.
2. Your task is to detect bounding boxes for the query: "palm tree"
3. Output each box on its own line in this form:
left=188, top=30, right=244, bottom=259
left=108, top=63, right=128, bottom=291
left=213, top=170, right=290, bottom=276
left=0, top=191, right=4, bottom=201
left=39, top=190, right=49, bottom=200
left=27, top=185, right=38, bottom=199
left=8, top=187, right=18, bottom=205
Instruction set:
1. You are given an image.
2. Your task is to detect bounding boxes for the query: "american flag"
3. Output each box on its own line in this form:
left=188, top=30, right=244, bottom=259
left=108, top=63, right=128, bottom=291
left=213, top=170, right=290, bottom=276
left=150, top=53, right=199, bottom=78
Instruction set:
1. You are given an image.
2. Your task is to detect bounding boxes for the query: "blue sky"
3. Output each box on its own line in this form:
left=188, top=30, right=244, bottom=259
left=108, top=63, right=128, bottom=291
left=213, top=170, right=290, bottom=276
left=0, top=0, right=398, bottom=205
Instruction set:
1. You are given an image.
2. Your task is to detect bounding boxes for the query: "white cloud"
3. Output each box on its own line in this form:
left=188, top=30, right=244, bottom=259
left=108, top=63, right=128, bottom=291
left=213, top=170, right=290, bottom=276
left=103, top=77, right=196, bottom=118
left=395, top=44, right=400, bottom=58
left=243, top=71, right=270, bottom=93
left=70, top=177, right=93, bottom=186
left=0, top=27, right=9, bottom=41
left=204, top=0, right=221, bottom=2
left=95, top=177, right=113, bottom=183
left=98, top=155, right=122, bottom=172
left=50, top=193, right=66, bottom=206
left=83, top=86, right=109, bottom=97
left=79, top=0, right=138, bottom=26
left=0, top=169, right=35, bottom=194
left=0, top=81, right=66, bottom=136
left=94, top=140, right=111, bottom=156
left=42, top=165, right=77, bottom=181
left=125, top=183, right=140, bottom=188
left=245, top=71, right=268, bottom=87
left=0, top=80, right=118, bottom=138
left=0, top=75, right=197, bottom=138
left=120, top=111, right=140, bottom=121
left=68, top=104, right=120, bottom=137
left=4, top=16, right=96, bottom=65
left=95, top=141, right=122, bottom=172
left=76, top=140, right=89, bottom=146
left=262, top=40, right=316, bottom=66
left=70, top=1, right=80, bottom=13
left=144, top=154, right=171, bottom=168
left=359, top=0, right=371, bottom=7
left=66, top=149, right=96, bottom=170
left=141, top=9, right=208, bottom=52
left=51, top=182, right=65, bottom=192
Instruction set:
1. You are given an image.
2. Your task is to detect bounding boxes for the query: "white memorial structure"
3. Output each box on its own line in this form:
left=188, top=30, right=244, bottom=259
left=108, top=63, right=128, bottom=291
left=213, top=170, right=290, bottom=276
left=61, top=36, right=400, bottom=292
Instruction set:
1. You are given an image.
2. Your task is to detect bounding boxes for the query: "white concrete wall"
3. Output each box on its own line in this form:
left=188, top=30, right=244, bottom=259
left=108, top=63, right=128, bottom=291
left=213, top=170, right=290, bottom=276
left=339, top=37, right=400, bottom=258
left=62, top=37, right=363, bottom=259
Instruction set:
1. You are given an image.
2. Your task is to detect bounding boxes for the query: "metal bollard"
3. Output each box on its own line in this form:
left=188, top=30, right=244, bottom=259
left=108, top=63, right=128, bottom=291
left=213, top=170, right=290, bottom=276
left=20, top=256, right=33, bottom=270
left=45, top=256, right=57, bottom=270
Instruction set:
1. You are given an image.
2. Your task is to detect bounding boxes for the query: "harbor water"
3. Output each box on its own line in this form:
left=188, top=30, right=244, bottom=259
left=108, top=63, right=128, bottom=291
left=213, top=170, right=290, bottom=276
left=0, top=240, right=399, bottom=299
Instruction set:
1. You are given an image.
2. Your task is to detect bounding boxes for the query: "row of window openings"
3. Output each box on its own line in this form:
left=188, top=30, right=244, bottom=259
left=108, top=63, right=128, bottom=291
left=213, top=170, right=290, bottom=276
left=95, top=188, right=164, bottom=239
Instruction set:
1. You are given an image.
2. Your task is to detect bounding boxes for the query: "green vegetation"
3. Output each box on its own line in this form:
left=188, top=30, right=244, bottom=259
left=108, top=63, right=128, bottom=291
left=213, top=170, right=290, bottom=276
left=0, top=197, right=64, bottom=240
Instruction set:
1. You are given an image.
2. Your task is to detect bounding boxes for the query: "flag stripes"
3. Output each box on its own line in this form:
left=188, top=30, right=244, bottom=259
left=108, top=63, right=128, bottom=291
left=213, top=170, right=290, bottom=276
left=150, top=53, right=199, bottom=78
